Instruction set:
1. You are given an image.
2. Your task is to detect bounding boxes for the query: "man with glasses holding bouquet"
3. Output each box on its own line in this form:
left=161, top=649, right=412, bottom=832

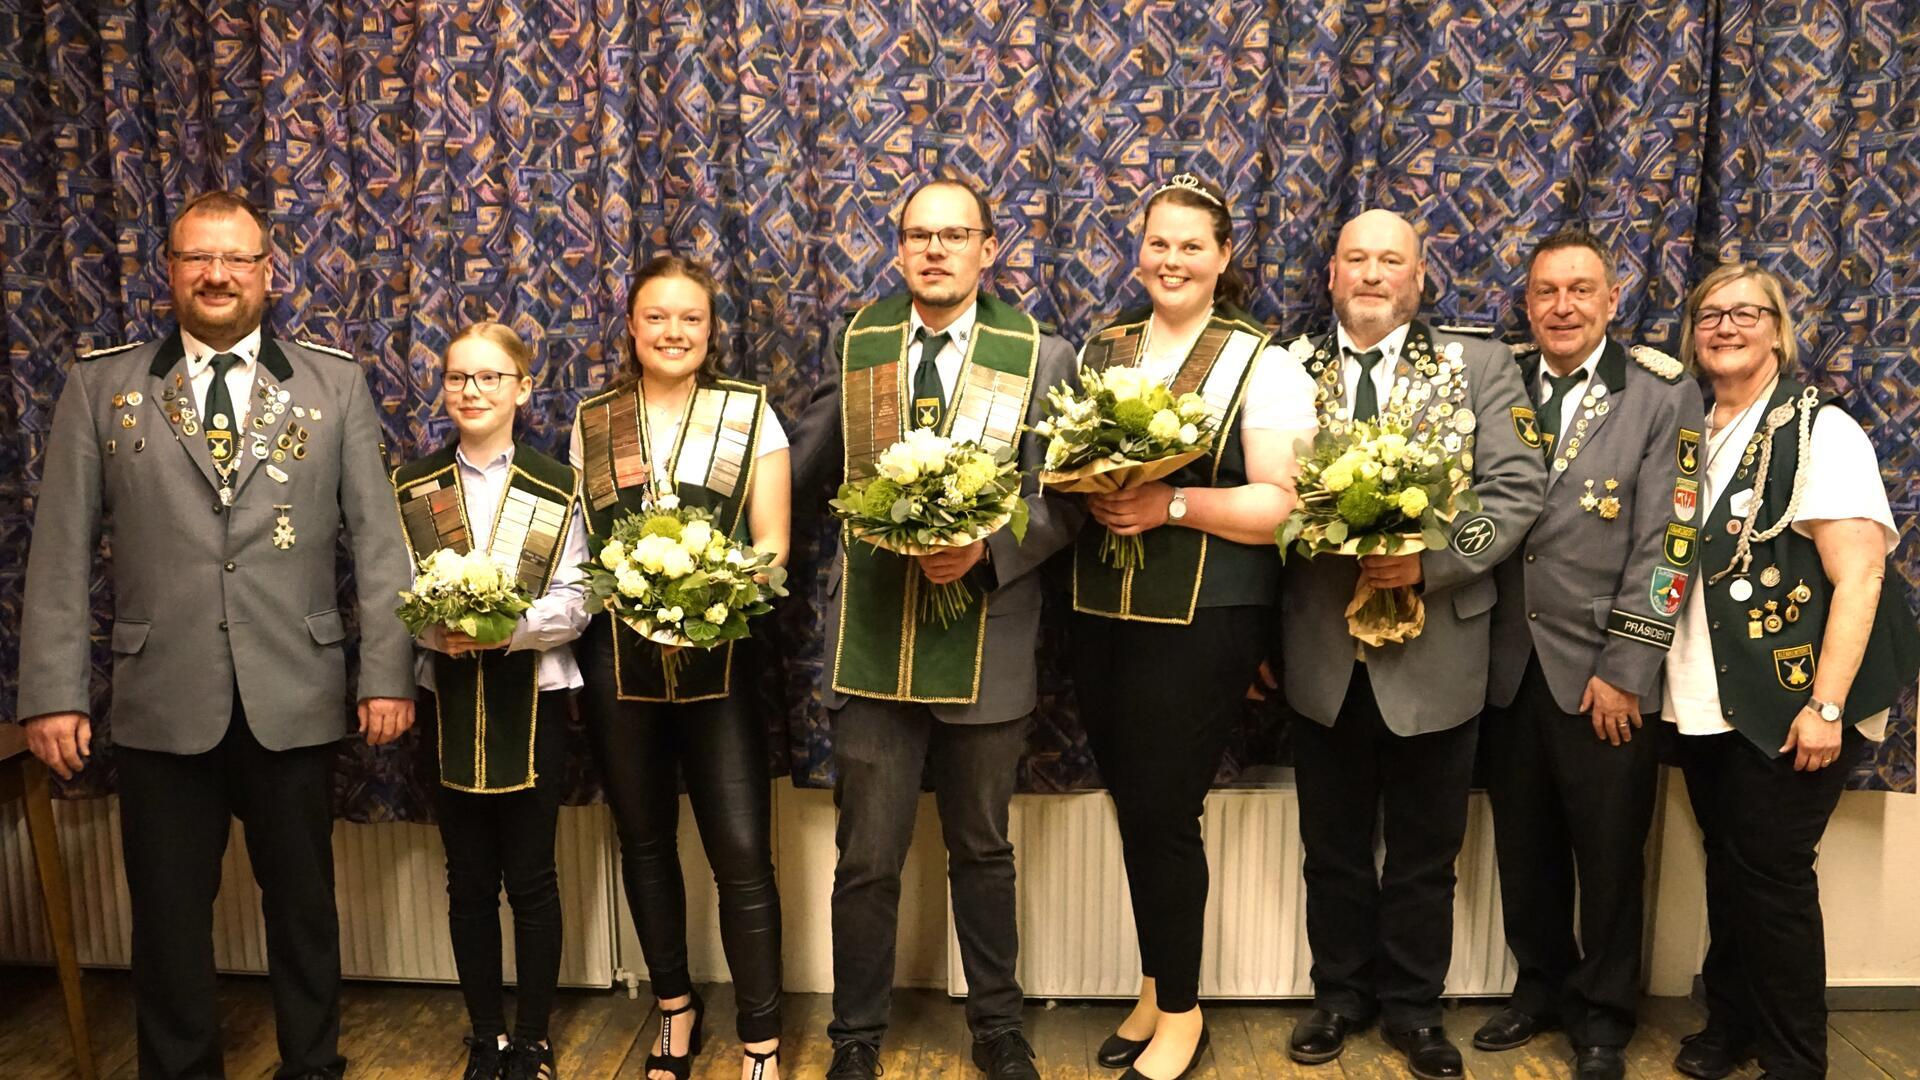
left=789, top=177, right=1080, bottom=1080
left=17, top=191, right=414, bottom=1080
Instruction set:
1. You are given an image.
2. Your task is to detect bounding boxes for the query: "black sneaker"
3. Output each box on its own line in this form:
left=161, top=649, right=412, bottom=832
left=503, top=1038, right=555, bottom=1080
left=462, top=1035, right=507, bottom=1080
left=972, top=1030, right=1039, bottom=1079
left=827, top=1040, right=883, bottom=1079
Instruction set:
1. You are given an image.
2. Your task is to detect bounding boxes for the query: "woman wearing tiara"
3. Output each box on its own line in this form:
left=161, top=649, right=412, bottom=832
left=1069, top=174, right=1318, bottom=1079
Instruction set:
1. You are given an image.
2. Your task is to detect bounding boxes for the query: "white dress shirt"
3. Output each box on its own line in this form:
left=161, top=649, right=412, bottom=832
left=1535, top=340, right=1606, bottom=438
left=909, top=300, right=979, bottom=404
left=1333, top=321, right=1411, bottom=416
left=180, top=325, right=263, bottom=428
left=1662, top=401, right=1900, bottom=739
left=415, top=444, right=589, bottom=693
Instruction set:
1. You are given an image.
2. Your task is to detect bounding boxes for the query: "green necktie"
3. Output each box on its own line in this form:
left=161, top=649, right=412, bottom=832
left=1347, top=347, right=1384, bottom=423
left=1537, top=370, right=1587, bottom=448
left=205, top=351, right=242, bottom=464
left=912, top=329, right=950, bottom=430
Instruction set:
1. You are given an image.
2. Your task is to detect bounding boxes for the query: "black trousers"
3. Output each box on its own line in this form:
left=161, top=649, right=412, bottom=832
left=425, top=689, right=568, bottom=1044
left=1072, top=605, right=1271, bottom=1015
left=116, top=710, right=342, bottom=1080
left=578, top=623, right=783, bottom=1044
left=826, top=697, right=1029, bottom=1049
left=1291, top=676, right=1479, bottom=1033
left=1483, top=656, right=1658, bottom=1046
left=1675, top=724, right=1865, bottom=1080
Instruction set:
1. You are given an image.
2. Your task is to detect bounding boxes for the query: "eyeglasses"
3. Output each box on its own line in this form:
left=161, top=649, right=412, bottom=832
left=442, top=370, right=522, bottom=393
left=900, top=226, right=990, bottom=253
left=170, top=251, right=269, bottom=273
left=1693, top=304, right=1777, bottom=329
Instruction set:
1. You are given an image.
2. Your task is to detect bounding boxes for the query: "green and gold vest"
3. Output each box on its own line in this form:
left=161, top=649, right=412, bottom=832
left=1698, top=379, right=1920, bottom=755
left=831, top=292, right=1039, bottom=703
left=392, top=443, right=579, bottom=793
left=576, top=377, right=767, bottom=702
left=1071, top=303, right=1279, bottom=623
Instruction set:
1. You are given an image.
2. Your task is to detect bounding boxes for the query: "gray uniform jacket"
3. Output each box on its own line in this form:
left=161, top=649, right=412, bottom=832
left=1487, top=339, right=1706, bottom=714
left=1280, top=322, right=1548, bottom=736
left=16, top=330, right=416, bottom=754
left=788, top=304, right=1084, bottom=725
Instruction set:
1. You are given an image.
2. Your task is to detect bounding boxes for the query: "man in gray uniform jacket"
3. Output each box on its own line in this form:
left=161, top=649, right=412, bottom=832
left=1280, top=209, right=1548, bottom=1080
left=787, top=177, right=1080, bottom=1080
left=1472, top=229, right=1705, bottom=1080
left=16, top=192, right=415, bottom=1080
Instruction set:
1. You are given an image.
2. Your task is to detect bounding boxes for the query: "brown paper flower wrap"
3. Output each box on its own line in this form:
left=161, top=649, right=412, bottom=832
left=1278, top=419, right=1481, bottom=646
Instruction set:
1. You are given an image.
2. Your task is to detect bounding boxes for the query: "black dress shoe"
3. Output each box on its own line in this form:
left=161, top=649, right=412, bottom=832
left=1385, top=1026, right=1464, bottom=1080
left=1673, top=1028, right=1753, bottom=1080
left=1096, top=1031, right=1149, bottom=1069
left=1574, top=1045, right=1626, bottom=1080
left=1118, top=1025, right=1209, bottom=1080
left=1288, top=1009, right=1364, bottom=1065
left=1472, top=1007, right=1554, bottom=1051
left=972, top=1030, right=1040, bottom=1080
left=461, top=1035, right=507, bottom=1080
left=827, top=1040, right=883, bottom=1080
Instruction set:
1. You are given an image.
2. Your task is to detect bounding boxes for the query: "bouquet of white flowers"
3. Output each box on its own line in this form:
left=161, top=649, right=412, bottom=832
left=1278, top=419, right=1481, bottom=646
left=830, top=427, right=1029, bottom=625
left=583, top=493, right=788, bottom=694
left=397, top=547, right=533, bottom=645
left=1030, top=365, right=1218, bottom=567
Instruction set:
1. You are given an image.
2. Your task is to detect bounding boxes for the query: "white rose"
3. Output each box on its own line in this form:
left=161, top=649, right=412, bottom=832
left=634, top=534, right=668, bottom=574
left=1103, top=367, right=1153, bottom=402
left=1147, top=409, right=1180, bottom=441
left=1177, top=423, right=1200, bottom=445
left=905, top=428, right=952, bottom=472
left=599, top=539, right=627, bottom=570
left=681, top=520, right=714, bottom=552
left=877, top=443, right=921, bottom=484
left=615, top=566, right=647, bottom=598
left=659, top=546, right=696, bottom=578
left=704, top=603, right=729, bottom=623
left=724, top=547, right=748, bottom=567
left=460, top=555, right=500, bottom=591
left=1175, top=393, right=1209, bottom=422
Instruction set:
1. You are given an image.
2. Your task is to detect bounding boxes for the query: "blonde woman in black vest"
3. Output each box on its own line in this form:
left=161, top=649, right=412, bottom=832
left=1071, top=175, right=1317, bottom=1080
left=1661, top=264, right=1918, bottom=1080
left=394, top=322, right=588, bottom=1080
left=572, top=256, right=791, bottom=1080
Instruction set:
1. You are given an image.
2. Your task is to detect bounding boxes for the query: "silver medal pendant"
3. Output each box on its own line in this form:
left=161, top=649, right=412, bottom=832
left=1729, top=578, right=1754, bottom=602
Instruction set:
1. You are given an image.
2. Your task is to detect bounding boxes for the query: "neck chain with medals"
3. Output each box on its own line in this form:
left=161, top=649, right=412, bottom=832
left=636, top=377, right=697, bottom=504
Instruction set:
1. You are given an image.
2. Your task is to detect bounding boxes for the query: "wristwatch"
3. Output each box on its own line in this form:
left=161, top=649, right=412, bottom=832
left=1806, top=696, right=1843, bottom=723
left=1168, top=487, right=1189, bottom=522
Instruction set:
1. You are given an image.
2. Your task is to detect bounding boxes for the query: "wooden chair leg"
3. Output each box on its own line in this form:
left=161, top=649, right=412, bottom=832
left=22, top=759, right=96, bottom=1080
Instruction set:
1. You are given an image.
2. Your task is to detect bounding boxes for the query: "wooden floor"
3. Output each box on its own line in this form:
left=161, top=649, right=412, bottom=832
left=2, top=969, right=1916, bottom=1079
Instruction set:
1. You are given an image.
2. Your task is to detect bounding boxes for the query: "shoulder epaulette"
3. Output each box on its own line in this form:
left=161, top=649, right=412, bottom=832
left=1435, top=323, right=1497, bottom=338
left=1508, top=341, right=1540, bottom=357
left=294, top=338, right=355, bottom=361
left=1286, top=334, right=1317, bottom=361
left=78, top=340, right=147, bottom=360
left=1034, top=319, right=1058, bottom=336
left=1630, top=344, right=1685, bottom=383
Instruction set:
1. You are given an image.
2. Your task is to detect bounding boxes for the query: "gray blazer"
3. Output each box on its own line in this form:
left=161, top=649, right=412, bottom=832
left=1280, top=322, right=1549, bottom=736
left=1487, top=340, right=1706, bottom=713
left=16, top=329, right=416, bottom=754
left=788, top=303, right=1083, bottom=725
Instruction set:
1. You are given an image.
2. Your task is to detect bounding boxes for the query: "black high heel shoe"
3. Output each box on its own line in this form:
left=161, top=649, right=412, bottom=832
left=644, top=990, right=706, bottom=1080
left=744, top=1044, right=780, bottom=1080
left=1118, top=1025, right=1210, bottom=1080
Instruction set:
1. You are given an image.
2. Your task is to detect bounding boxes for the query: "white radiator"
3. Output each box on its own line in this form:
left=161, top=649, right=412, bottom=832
left=952, top=787, right=1518, bottom=999
left=0, top=797, right=616, bottom=988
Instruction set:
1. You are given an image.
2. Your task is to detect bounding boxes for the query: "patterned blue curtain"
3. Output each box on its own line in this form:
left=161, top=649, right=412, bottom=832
left=3, top=1, right=1913, bottom=818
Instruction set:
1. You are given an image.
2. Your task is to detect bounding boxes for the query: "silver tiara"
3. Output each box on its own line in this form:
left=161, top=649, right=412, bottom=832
left=1151, top=173, right=1223, bottom=208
